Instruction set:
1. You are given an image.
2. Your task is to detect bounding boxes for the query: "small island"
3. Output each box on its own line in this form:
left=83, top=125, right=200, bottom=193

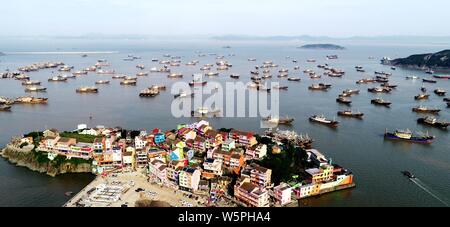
left=1, top=121, right=355, bottom=207
left=385, top=49, right=450, bottom=70
left=298, top=44, right=345, bottom=50
left=0, top=52, right=5, bottom=56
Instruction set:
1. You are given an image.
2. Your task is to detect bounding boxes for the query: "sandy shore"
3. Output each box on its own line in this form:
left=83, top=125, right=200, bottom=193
left=64, top=170, right=202, bottom=207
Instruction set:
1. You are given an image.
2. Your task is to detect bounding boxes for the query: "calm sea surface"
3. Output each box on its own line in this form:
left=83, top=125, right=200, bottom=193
left=0, top=38, right=449, bottom=206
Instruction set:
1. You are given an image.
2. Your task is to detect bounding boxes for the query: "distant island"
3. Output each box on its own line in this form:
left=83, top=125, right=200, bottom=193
left=298, top=44, right=345, bottom=50
left=0, top=52, right=5, bottom=56
left=386, top=49, right=450, bottom=70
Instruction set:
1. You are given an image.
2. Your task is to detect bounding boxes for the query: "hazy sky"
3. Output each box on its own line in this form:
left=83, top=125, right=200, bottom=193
left=3, top=0, right=450, bottom=37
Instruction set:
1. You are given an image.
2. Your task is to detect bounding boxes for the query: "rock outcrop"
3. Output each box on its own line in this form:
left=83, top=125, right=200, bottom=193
left=389, top=49, right=450, bottom=70
left=1, top=144, right=92, bottom=177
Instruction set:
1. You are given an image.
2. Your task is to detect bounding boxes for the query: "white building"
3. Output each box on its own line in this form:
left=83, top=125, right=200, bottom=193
left=273, top=182, right=292, bottom=206
left=134, top=136, right=147, bottom=150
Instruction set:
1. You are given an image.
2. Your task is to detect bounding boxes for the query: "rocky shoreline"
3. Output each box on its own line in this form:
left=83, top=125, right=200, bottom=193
left=1, top=144, right=92, bottom=177
left=388, top=49, right=450, bottom=70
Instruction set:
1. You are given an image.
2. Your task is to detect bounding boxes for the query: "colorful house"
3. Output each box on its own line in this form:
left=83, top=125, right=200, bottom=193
left=221, top=139, right=235, bottom=152
left=178, top=167, right=201, bottom=192
left=273, top=182, right=292, bottom=206
left=234, top=177, right=269, bottom=207
left=154, top=133, right=165, bottom=144
left=229, top=129, right=257, bottom=147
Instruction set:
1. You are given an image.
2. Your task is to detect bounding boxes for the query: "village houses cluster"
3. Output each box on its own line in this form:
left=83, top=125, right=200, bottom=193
left=28, top=120, right=354, bottom=207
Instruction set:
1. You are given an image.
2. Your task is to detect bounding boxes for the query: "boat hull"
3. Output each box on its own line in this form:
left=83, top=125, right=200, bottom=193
left=417, top=118, right=449, bottom=128
left=384, top=133, right=434, bottom=144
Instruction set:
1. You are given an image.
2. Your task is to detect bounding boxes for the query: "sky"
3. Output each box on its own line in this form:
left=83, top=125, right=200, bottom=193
left=2, top=0, right=450, bottom=37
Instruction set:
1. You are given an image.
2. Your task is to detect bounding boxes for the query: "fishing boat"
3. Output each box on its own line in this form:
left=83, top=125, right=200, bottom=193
left=97, top=69, right=115, bottom=75
left=200, top=66, right=211, bottom=71
left=447, top=102, right=450, bottom=108
left=251, top=76, right=262, bottom=81
left=76, top=87, right=98, bottom=93
left=262, top=115, right=295, bottom=125
left=21, top=80, right=41, bottom=86
left=356, top=78, right=376, bottom=84
left=250, top=70, right=259, bottom=75
left=343, top=89, right=359, bottom=95
left=15, top=96, right=48, bottom=104
left=444, top=98, right=450, bottom=102
left=414, top=93, right=430, bottom=100
left=248, top=58, right=257, bottom=61
left=412, top=106, right=440, bottom=114
left=0, top=105, right=12, bottom=111
left=85, top=66, right=97, bottom=72
left=368, top=87, right=392, bottom=93
left=433, top=75, right=450, bottom=79
left=375, top=71, right=391, bottom=76
left=356, top=78, right=375, bottom=84
left=136, top=72, right=148, bottom=76
left=434, top=88, right=446, bottom=96
left=279, top=69, right=289, bottom=73
left=14, top=74, right=30, bottom=80
left=425, top=69, right=434, bottom=74
left=309, top=115, right=339, bottom=127
left=95, top=80, right=110, bottom=84
left=422, top=78, right=437, bottom=83
left=72, top=70, right=87, bottom=76
left=174, top=91, right=194, bottom=99
left=310, top=74, right=321, bottom=79
left=0, top=97, right=14, bottom=105
left=139, top=88, right=160, bottom=97
left=336, top=96, right=352, bottom=105
left=25, top=86, right=47, bottom=92
left=112, top=75, right=126, bottom=79
left=421, top=87, right=427, bottom=92
left=287, top=77, right=301, bottom=81
left=417, top=116, right=449, bottom=129
left=381, top=83, right=397, bottom=89
left=401, top=171, right=415, bottom=179
left=307, top=59, right=316, bottom=63
left=273, top=85, right=288, bottom=90
left=149, top=84, right=166, bottom=91
left=405, top=75, right=419, bottom=80
left=120, top=79, right=137, bottom=85
left=136, top=64, right=145, bottom=70
left=205, top=72, right=219, bottom=77
left=327, top=55, right=338, bottom=60
left=375, top=77, right=389, bottom=83
left=58, top=65, right=73, bottom=72
left=277, top=73, right=288, bottom=78
left=189, top=80, right=207, bottom=87
left=391, top=67, right=396, bottom=70
left=371, top=98, right=391, bottom=107
left=191, top=107, right=221, bottom=117
left=48, top=76, right=67, bottom=82
left=262, top=74, right=272, bottom=79
left=337, top=110, right=364, bottom=118
left=384, top=129, right=434, bottom=144
left=167, top=73, right=183, bottom=78
left=308, top=83, right=331, bottom=91
left=327, top=72, right=344, bottom=78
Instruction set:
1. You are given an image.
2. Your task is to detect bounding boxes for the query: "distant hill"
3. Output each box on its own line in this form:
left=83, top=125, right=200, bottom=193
left=389, top=49, right=450, bottom=69
left=0, top=52, right=4, bottom=56
left=298, top=44, right=345, bottom=50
